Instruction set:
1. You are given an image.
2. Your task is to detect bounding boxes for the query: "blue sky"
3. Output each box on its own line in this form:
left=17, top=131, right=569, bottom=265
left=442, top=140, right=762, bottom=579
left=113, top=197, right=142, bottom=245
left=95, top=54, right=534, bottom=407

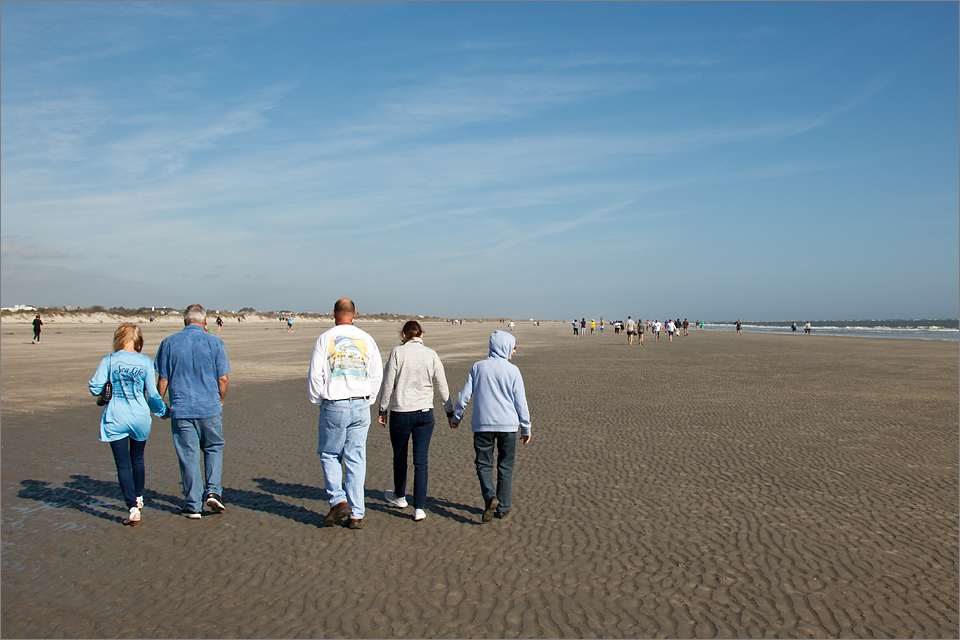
left=2, top=2, right=957, bottom=320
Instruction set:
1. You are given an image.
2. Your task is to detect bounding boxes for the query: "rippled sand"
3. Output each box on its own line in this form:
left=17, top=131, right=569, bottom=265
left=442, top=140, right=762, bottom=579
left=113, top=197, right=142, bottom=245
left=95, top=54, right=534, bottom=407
left=2, top=321, right=957, bottom=638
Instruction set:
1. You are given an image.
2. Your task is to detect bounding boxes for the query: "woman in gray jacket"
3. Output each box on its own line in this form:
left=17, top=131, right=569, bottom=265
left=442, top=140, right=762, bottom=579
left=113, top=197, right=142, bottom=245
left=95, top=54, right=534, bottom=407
left=378, top=320, right=454, bottom=521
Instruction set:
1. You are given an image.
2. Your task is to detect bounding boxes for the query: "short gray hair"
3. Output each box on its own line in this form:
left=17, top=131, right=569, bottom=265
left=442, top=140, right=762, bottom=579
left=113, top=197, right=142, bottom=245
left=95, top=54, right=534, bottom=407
left=183, top=304, right=206, bottom=325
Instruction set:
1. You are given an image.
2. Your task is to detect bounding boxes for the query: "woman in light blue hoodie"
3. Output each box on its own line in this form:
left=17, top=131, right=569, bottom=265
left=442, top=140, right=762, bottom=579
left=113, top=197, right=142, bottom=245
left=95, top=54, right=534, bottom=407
left=451, top=330, right=531, bottom=523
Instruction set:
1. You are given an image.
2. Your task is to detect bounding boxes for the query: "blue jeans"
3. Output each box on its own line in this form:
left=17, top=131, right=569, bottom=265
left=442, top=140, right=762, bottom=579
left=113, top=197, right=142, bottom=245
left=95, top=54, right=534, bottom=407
left=473, top=431, right=517, bottom=512
left=318, top=399, right=370, bottom=519
left=389, top=409, right=435, bottom=510
left=110, top=437, right=146, bottom=509
left=170, top=416, right=224, bottom=511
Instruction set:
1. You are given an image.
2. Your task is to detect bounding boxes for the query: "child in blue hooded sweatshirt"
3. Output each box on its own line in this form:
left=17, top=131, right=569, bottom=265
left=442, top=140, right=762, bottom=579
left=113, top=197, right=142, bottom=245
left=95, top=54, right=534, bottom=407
left=451, top=330, right=531, bottom=523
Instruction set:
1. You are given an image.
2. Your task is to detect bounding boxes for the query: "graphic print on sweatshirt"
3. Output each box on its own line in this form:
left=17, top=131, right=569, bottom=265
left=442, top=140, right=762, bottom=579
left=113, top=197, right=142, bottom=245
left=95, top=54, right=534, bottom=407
left=327, top=335, right=370, bottom=381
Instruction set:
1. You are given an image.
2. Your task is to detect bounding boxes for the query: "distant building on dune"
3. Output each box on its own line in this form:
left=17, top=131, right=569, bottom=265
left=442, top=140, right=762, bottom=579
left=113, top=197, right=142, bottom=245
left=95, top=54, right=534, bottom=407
left=150, top=307, right=179, bottom=315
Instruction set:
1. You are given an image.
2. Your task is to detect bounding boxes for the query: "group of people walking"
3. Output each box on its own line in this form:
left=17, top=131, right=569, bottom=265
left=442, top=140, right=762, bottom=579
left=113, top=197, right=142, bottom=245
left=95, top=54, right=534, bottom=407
left=791, top=321, right=813, bottom=334
left=89, top=299, right=531, bottom=530
left=570, top=316, right=694, bottom=344
left=305, top=299, right=531, bottom=528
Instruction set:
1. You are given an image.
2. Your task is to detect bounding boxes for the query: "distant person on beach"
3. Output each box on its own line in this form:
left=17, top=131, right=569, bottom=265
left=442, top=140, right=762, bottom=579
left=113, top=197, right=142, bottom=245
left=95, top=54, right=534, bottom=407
left=287, top=316, right=294, bottom=333
left=683, top=319, right=689, bottom=336
left=156, top=304, right=231, bottom=519
left=89, top=323, right=169, bottom=526
left=736, top=319, right=743, bottom=335
left=572, top=319, right=578, bottom=337
left=626, top=316, right=636, bottom=345
left=791, top=321, right=797, bottom=334
left=378, top=321, right=453, bottom=522
left=667, top=319, right=676, bottom=342
left=804, top=321, right=811, bottom=335
left=509, top=321, right=515, bottom=332
left=451, top=331, right=531, bottom=523
left=590, top=320, right=595, bottom=335
left=32, top=314, right=42, bottom=344
left=599, top=317, right=604, bottom=335
left=216, top=316, right=224, bottom=334
left=580, top=318, right=586, bottom=337
left=308, top=298, right=383, bottom=531
left=654, top=319, right=662, bottom=342
left=637, top=318, right=644, bottom=345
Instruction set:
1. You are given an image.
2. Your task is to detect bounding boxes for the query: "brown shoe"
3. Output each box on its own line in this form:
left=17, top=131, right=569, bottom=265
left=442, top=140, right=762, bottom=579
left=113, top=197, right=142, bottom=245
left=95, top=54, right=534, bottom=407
left=322, top=501, right=351, bottom=526
left=481, top=496, right=499, bottom=523
left=346, top=518, right=363, bottom=530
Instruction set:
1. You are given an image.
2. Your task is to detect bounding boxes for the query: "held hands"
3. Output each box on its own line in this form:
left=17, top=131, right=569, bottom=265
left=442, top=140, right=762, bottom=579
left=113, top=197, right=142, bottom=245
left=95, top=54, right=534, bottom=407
left=449, top=419, right=459, bottom=429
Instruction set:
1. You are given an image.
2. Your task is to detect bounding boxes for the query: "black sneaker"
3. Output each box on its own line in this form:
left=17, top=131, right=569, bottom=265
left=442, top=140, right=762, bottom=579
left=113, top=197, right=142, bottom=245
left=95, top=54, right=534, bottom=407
left=495, top=510, right=510, bottom=520
left=180, top=508, right=202, bottom=519
left=205, top=493, right=225, bottom=513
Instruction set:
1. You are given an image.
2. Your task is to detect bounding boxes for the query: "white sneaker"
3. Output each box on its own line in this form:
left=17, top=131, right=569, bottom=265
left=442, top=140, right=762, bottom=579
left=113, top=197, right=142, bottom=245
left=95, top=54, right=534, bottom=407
left=384, top=490, right=407, bottom=508
left=413, top=509, right=426, bottom=521
left=123, top=507, right=141, bottom=526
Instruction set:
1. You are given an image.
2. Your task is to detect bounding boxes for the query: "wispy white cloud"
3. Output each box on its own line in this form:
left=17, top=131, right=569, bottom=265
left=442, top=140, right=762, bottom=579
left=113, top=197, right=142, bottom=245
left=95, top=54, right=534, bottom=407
left=97, top=84, right=295, bottom=180
left=1, top=238, right=74, bottom=261
left=1, top=91, right=111, bottom=163
left=789, top=77, right=889, bottom=135
left=345, top=70, right=655, bottom=142
left=543, top=52, right=731, bottom=69
left=148, top=72, right=210, bottom=102
left=492, top=201, right=635, bottom=252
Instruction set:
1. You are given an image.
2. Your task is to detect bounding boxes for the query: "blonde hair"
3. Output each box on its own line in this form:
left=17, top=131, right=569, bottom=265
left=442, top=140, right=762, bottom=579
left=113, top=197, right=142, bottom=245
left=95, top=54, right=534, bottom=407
left=114, top=322, right=144, bottom=353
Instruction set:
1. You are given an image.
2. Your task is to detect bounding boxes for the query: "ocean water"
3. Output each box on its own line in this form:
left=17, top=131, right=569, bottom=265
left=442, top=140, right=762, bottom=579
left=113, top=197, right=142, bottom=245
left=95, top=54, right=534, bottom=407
left=703, top=319, right=959, bottom=341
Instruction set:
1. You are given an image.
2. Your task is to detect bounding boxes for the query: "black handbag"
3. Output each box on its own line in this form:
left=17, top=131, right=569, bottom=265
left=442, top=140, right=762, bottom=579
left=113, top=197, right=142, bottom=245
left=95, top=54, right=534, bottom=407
left=96, top=355, right=113, bottom=406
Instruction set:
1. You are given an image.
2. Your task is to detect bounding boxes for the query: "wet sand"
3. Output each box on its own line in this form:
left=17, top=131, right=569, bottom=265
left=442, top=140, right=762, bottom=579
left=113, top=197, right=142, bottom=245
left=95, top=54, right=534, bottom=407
left=2, top=320, right=958, bottom=638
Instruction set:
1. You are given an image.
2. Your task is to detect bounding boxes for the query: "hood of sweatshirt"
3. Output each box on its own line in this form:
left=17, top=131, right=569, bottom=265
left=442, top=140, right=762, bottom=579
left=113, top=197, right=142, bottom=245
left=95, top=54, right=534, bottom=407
left=488, top=330, right=515, bottom=360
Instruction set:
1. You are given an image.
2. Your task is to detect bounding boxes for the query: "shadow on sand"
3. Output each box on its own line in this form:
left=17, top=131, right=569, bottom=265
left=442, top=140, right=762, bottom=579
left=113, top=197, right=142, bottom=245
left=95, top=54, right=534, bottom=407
left=17, top=475, right=486, bottom=527
left=428, top=496, right=483, bottom=525
left=18, top=475, right=183, bottom=524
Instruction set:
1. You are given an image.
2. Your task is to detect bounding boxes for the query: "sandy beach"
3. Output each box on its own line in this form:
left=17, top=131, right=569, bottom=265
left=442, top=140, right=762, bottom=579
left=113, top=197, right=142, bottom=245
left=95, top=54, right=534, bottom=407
left=2, top=319, right=957, bottom=638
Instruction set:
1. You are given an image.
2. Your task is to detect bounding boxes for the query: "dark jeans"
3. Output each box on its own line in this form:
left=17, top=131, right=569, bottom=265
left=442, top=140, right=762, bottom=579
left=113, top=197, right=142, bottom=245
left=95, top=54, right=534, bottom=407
left=389, top=409, right=435, bottom=510
left=473, top=431, right=516, bottom=512
left=110, top=437, right=146, bottom=509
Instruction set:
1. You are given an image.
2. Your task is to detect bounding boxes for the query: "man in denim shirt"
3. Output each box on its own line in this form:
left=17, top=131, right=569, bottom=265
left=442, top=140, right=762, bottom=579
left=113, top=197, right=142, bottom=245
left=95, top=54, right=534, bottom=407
left=157, top=304, right=231, bottom=519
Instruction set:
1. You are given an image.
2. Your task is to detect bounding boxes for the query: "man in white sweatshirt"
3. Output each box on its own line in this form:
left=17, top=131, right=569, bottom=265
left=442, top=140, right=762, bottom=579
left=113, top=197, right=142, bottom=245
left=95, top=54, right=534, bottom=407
left=451, top=331, right=532, bottom=523
left=308, top=298, right=383, bottom=530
